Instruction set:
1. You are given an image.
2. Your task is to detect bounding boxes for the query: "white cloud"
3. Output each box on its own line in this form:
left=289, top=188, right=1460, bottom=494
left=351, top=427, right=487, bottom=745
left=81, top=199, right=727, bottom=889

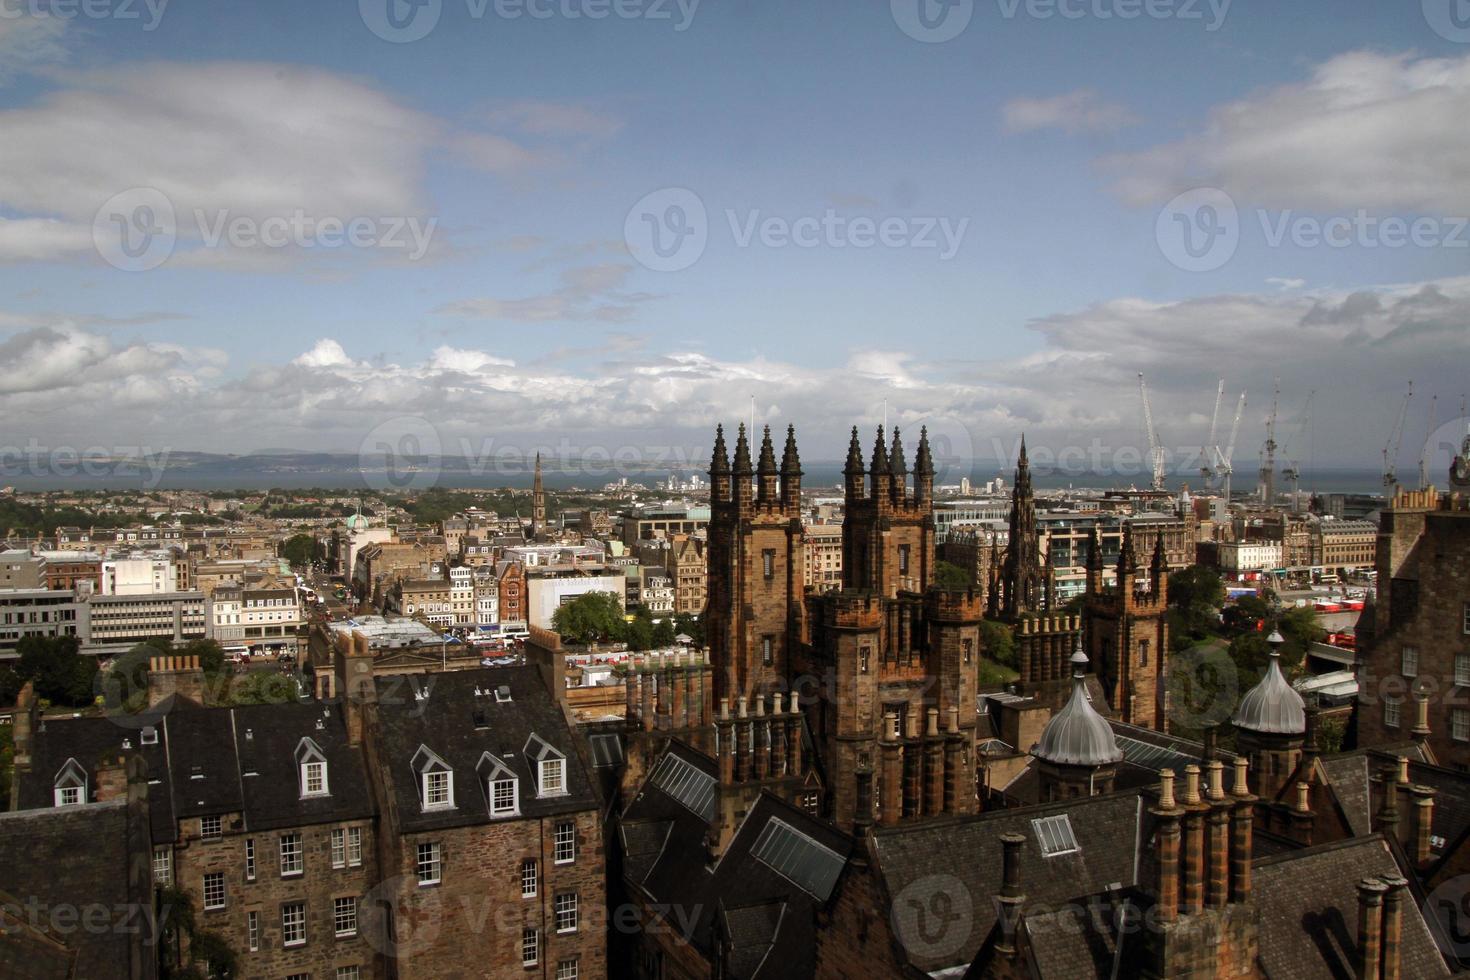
left=1003, top=89, right=1139, bottom=134
left=1104, top=51, right=1470, bottom=212
left=0, top=13, right=68, bottom=83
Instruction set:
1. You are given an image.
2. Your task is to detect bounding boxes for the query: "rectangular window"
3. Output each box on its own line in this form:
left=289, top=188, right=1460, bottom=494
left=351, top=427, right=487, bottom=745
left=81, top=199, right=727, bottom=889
left=1139, top=639, right=1150, bottom=667
left=303, top=761, right=326, bottom=796
left=556, top=959, right=579, bottom=980
left=282, top=902, right=306, bottom=947
left=860, top=645, right=870, bottom=674
left=247, top=911, right=259, bottom=951
left=424, top=770, right=451, bottom=808
left=1455, top=709, right=1470, bottom=743
left=280, top=833, right=303, bottom=876
left=1402, top=646, right=1419, bottom=679
left=417, top=842, right=441, bottom=885
left=554, top=892, right=579, bottom=933
left=153, top=847, right=172, bottom=886
left=57, top=785, right=80, bottom=806
left=521, top=859, right=538, bottom=898
left=762, top=550, right=775, bottom=580
left=245, top=838, right=255, bottom=881
left=541, top=759, right=564, bottom=796
left=899, top=545, right=910, bottom=575
left=1385, top=698, right=1401, bottom=728
left=331, top=828, right=345, bottom=868
left=1464, top=602, right=1470, bottom=635
left=334, top=896, right=358, bottom=937
left=200, top=815, right=222, bottom=840
left=491, top=777, right=517, bottom=815
left=1459, top=653, right=1470, bottom=688
left=336, top=968, right=360, bottom=980
left=962, top=638, right=973, bottom=665
left=554, top=821, right=576, bottom=864
left=203, top=872, right=226, bottom=910
left=522, top=928, right=540, bottom=966
left=346, top=826, right=362, bottom=867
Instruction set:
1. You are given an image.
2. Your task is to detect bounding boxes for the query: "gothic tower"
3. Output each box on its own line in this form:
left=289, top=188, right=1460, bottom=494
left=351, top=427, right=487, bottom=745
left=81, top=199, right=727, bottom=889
left=531, top=452, right=547, bottom=541
left=1083, top=526, right=1171, bottom=730
left=999, top=435, right=1045, bottom=619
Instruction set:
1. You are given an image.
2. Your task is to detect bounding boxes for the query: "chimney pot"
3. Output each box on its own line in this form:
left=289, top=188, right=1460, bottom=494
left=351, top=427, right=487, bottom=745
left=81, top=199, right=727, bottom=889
left=999, top=832, right=1026, bottom=897
left=1159, top=769, right=1177, bottom=809
left=737, top=695, right=748, bottom=719
left=946, top=705, right=960, bottom=735
left=1397, top=756, right=1410, bottom=784
left=1183, top=764, right=1201, bottom=805
left=1295, top=781, right=1310, bottom=813
left=926, top=708, right=940, bottom=737
left=719, top=697, right=731, bottom=720
left=773, top=692, right=785, bottom=714
left=1232, top=756, right=1250, bottom=798
left=1207, top=759, right=1225, bottom=801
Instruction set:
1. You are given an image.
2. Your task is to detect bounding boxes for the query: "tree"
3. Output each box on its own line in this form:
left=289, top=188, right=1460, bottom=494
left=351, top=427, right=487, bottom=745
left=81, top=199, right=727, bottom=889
left=550, top=592, right=626, bottom=644
left=0, top=666, right=20, bottom=708
left=652, top=618, right=676, bottom=648
left=673, top=612, right=704, bottom=646
left=934, top=560, right=973, bottom=590
left=16, top=635, right=98, bottom=707
left=1223, top=594, right=1272, bottom=634
left=979, top=619, right=1016, bottom=669
left=1277, top=605, right=1324, bottom=662
left=1168, top=564, right=1226, bottom=613
left=624, top=617, right=654, bottom=652
left=280, top=533, right=322, bottom=568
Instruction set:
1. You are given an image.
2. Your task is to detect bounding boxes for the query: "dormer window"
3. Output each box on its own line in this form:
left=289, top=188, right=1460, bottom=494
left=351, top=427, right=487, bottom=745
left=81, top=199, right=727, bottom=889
left=477, top=752, right=519, bottom=817
left=524, top=734, right=568, bottom=798
left=295, top=737, right=329, bottom=798
left=412, top=745, right=455, bottom=811
left=541, top=759, right=564, bottom=795
left=54, top=758, right=87, bottom=807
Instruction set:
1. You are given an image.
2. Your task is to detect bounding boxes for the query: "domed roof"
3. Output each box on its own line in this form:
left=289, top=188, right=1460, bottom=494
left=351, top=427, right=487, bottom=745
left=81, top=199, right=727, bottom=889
left=1033, top=646, right=1124, bottom=768
left=1232, top=632, right=1305, bottom=735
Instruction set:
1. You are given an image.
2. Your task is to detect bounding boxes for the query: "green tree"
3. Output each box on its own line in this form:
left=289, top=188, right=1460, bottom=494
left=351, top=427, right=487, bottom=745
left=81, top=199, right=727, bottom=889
left=1223, top=594, right=1272, bottom=634
left=1168, top=564, right=1226, bottom=613
left=16, top=635, right=98, bottom=707
left=673, top=611, right=705, bottom=646
left=624, top=617, right=654, bottom=651
left=0, top=665, right=20, bottom=708
left=550, top=592, right=626, bottom=644
left=980, top=619, right=1016, bottom=669
left=934, top=560, right=973, bottom=590
left=279, top=533, right=322, bottom=568
left=652, top=618, right=676, bottom=647
left=1277, top=605, right=1324, bottom=662
left=158, top=885, right=238, bottom=979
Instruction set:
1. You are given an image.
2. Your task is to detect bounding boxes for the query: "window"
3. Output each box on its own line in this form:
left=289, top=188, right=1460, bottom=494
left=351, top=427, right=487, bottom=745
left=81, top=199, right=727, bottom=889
left=554, top=892, right=579, bottom=933
left=556, top=959, right=579, bottom=980
left=540, top=759, right=565, bottom=797
left=201, top=815, right=222, bottom=840
left=203, top=872, right=226, bottom=910
left=860, top=645, right=870, bottom=674
left=245, top=838, right=256, bottom=880
left=1031, top=814, right=1080, bottom=857
left=247, top=911, right=259, bottom=951
left=153, top=848, right=172, bottom=886
left=336, top=968, right=360, bottom=980
left=1139, top=639, right=1150, bottom=667
left=1402, top=646, right=1419, bottom=679
left=1459, top=653, right=1470, bottom=688
left=522, top=928, right=540, bottom=966
left=554, top=821, right=576, bottom=864
left=331, top=828, right=345, bottom=868
left=424, top=770, right=452, bottom=809
left=1455, top=708, right=1470, bottom=743
left=491, top=777, right=518, bottom=816
left=1384, top=698, right=1401, bottom=728
left=56, top=784, right=81, bottom=806
left=962, top=638, right=973, bottom=665
left=279, top=833, right=303, bottom=876
left=346, top=826, right=362, bottom=867
left=302, top=760, right=327, bottom=797
left=282, top=902, right=306, bottom=946
left=521, top=859, right=538, bottom=898
left=761, top=635, right=773, bottom=666
left=334, top=896, right=358, bottom=937
left=417, top=842, right=441, bottom=885
left=899, top=545, right=910, bottom=575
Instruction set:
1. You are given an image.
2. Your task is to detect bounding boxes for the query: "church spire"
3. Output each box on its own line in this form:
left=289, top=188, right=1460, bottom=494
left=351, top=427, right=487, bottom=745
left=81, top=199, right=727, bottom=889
left=756, top=425, right=779, bottom=505
left=780, top=424, right=802, bottom=513
left=732, top=423, right=753, bottom=474
left=531, top=452, right=546, bottom=540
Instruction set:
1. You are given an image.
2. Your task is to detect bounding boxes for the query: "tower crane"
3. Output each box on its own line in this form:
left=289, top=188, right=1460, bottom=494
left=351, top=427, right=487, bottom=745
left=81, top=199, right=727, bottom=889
left=1201, top=380, right=1225, bottom=484
left=1382, top=382, right=1413, bottom=492
left=1138, top=372, right=1167, bottom=491
left=1258, top=379, right=1280, bottom=505
left=1280, top=389, right=1316, bottom=511
left=1419, top=394, right=1438, bottom=490
left=1219, top=391, right=1246, bottom=501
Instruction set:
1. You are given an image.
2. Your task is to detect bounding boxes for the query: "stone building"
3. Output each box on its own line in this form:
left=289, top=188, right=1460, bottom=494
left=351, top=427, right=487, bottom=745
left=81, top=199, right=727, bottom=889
left=1081, top=526, right=1170, bottom=731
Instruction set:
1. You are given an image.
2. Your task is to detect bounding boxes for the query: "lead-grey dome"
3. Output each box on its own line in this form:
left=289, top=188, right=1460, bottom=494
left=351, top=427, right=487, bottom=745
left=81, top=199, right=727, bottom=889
left=1232, top=633, right=1305, bottom=735
left=1032, top=647, right=1123, bottom=767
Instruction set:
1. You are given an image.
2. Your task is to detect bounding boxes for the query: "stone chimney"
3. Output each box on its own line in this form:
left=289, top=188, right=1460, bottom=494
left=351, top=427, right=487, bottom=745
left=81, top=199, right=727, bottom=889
left=1152, top=769, right=1183, bottom=923
left=333, top=631, right=377, bottom=747
left=1380, top=874, right=1407, bottom=980
left=95, top=754, right=130, bottom=802
left=1180, top=764, right=1206, bottom=916
left=1356, top=878, right=1389, bottom=980
left=1205, top=760, right=1230, bottom=909
left=1411, top=692, right=1435, bottom=763
left=995, top=832, right=1027, bottom=956
left=146, top=653, right=205, bottom=707
left=880, top=712, right=903, bottom=827
left=1229, top=756, right=1257, bottom=903
left=1409, top=785, right=1436, bottom=867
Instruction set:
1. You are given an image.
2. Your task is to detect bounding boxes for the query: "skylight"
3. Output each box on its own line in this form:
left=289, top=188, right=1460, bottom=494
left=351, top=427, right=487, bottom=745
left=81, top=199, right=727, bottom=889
left=1032, top=813, right=1079, bottom=857
left=750, top=817, right=844, bottom=900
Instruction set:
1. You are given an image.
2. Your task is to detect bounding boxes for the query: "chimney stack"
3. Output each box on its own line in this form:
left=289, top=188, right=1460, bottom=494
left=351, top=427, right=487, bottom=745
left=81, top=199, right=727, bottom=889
left=1153, top=770, right=1183, bottom=923
left=1409, top=785, right=1436, bottom=866
left=880, top=712, right=903, bottom=827
left=995, top=832, right=1027, bottom=955
left=1229, top=756, right=1257, bottom=903
left=1205, top=760, right=1230, bottom=909
left=1356, top=878, right=1389, bottom=980
left=1180, top=765, right=1206, bottom=915
left=1379, top=875, right=1408, bottom=980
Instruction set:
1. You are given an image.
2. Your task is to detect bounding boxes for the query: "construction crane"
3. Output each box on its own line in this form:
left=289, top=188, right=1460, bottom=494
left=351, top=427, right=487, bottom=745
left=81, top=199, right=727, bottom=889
left=1138, top=372, right=1167, bottom=491
left=1258, top=379, right=1280, bottom=505
left=1279, top=389, right=1316, bottom=511
left=1200, top=380, right=1225, bottom=484
left=1213, top=391, right=1247, bottom=501
left=1382, top=381, right=1414, bottom=492
left=1419, top=394, right=1438, bottom=490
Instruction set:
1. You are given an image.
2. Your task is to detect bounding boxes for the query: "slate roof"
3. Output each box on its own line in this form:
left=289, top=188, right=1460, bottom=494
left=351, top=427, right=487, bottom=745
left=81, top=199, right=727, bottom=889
left=1253, top=835, right=1450, bottom=978
left=372, top=665, right=599, bottom=834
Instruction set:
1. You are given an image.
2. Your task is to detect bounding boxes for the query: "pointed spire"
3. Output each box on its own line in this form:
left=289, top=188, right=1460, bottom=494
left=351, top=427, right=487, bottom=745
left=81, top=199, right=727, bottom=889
left=1151, top=531, right=1168, bottom=570
left=533, top=451, right=543, bottom=491
left=871, top=426, right=891, bottom=474
left=843, top=426, right=865, bottom=475
left=710, top=424, right=730, bottom=474
left=732, top=423, right=752, bottom=474
left=1086, top=527, right=1102, bottom=570
left=914, top=426, right=935, bottom=476
left=757, top=425, right=778, bottom=475
left=889, top=427, right=908, bottom=477
left=781, top=424, right=802, bottom=476
left=1018, top=434, right=1029, bottom=468
left=1117, top=525, right=1136, bottom=574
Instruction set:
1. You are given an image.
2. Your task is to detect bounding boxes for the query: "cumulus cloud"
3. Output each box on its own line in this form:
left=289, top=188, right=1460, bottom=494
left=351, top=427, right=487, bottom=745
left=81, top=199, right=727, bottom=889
left=1104, top=50, right=1470, bottom=212
left=1003, top=89, right=1139, bottom=134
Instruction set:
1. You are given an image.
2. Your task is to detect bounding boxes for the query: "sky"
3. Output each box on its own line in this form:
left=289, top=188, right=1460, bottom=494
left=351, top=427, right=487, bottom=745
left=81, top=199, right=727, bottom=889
left=1, top=0, right=1468, bottom=486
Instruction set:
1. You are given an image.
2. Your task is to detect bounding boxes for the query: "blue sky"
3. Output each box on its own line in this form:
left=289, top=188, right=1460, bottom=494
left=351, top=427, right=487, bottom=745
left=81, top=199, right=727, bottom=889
left=1, top=0, right=1468, bottom=483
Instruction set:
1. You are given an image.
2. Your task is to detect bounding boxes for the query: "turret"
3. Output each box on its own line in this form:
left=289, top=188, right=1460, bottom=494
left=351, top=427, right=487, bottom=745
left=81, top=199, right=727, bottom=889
left=710, top=424, right=731, bottom=502
left=913, top=426, right=935, bottom=506
left=780, top=424, right=802, bottom=514
left=844, top=426, right=866, bottom=502
left=870, top=426, right=892, bottom=508
left=889, top=427, right=908, bottom=507
left=732, top=423, right=754, bottom=512
left=1232, top=631, right=1307, bottom=799
left=1033, top=644, right=1124, bottom=798
left=1151, top=531, right=1169, bottom=598
left=756, top=424, right=779, bottom=507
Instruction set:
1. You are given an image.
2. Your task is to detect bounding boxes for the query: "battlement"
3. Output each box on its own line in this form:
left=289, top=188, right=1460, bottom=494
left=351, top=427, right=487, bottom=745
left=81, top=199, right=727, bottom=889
left=924, top=588, right=985, bottom=621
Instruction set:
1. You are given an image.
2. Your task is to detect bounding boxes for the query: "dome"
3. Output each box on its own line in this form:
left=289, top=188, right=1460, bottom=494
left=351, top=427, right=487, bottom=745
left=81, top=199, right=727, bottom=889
left=1032, top=647, right=1124, bottom=767
left=1232, top=633, right=1306, bottom=735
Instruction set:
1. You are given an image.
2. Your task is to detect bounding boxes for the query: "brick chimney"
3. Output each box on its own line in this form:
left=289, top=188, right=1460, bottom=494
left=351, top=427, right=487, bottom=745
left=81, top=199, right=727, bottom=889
left=716, top=699, right=735, bottom=784
left=925, top=709, right=945, bottom=816
left=1356, top=878, right=1388, bottom=980
left=146, top=653, right=205, bottom=707
left=1408, top=785, right=1436, bottom=867
left=1180, top=764, right=1206, bottom=916
left=1379, top=874, right=1407, bottom=980
left=1375, top=764, right=1399, bottom=841
left=995, top=832, right=1027, bottom=956
left=1205, top=759, right=1231, bottom=908
left=1229, top=756, right=1257, bottom=903
left=880, top=712, right=903, bottom=827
